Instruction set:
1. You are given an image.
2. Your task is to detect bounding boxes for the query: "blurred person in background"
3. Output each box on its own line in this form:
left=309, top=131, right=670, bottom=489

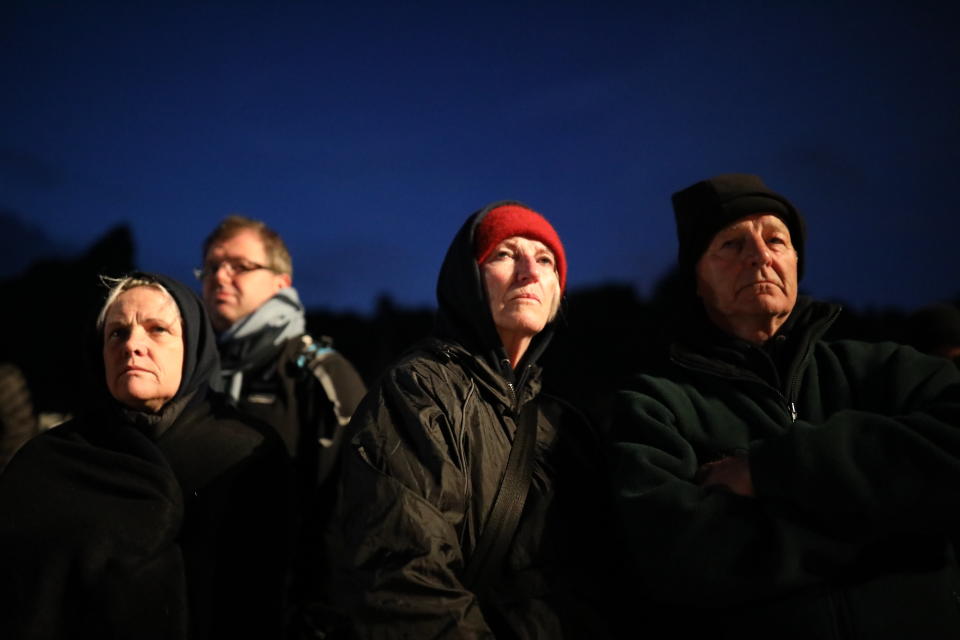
left=0, top=362, right=39, bottom=473
left=198, top=216, right=366, bottom=633
left=906, top=302, right=960, bottom=365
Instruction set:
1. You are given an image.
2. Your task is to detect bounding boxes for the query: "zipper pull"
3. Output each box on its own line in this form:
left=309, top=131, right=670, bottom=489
left=789, top=402, right=798, bottom=422
left=506, top=381, right=520, bottom=412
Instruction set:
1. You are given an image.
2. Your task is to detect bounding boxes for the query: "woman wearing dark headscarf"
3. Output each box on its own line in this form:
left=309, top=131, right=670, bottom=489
left=327, top=202, right=619, bottom=638
left=0, top=273, right=292, bottom=640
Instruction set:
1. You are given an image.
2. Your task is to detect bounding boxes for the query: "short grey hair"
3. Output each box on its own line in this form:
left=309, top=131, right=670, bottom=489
left=96, top=275, right=181, bottom=334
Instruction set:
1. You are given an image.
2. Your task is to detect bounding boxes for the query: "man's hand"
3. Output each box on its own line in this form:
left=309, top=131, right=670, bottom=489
left=697, top=455, right=755, bottom=497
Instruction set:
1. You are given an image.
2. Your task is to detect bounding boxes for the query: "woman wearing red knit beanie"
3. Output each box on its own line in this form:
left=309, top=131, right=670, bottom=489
left=472, top=202, right=566, bottom=368
left=327, top=201, right=623, bottom=638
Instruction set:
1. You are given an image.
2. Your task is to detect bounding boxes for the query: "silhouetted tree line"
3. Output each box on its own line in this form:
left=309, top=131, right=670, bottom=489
left=0, top=224, right=956, bottom=421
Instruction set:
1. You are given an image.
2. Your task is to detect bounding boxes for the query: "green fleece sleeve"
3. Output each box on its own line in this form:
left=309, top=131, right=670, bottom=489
left=750, top=342, right=960, bottom=534
left=607, top=379, right=865, bottom=606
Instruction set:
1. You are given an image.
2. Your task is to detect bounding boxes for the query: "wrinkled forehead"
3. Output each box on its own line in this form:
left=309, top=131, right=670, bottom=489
left=106, top=285, right=182, bottom=323
left=491, top=235, right=555, bottom=255
left=714, top=212, right=791, bottom=238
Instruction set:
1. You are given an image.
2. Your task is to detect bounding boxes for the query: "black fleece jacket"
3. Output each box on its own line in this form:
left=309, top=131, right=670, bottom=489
left=609, top=296, right=960, bottom=639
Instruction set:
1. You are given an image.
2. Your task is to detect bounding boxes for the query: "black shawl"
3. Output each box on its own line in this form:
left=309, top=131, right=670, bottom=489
left=0, top=272, right=290, bottom=639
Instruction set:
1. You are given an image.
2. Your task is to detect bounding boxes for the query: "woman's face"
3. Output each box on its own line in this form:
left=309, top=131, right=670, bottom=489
left=482, top=235, right=560, bottom=346
left=102, top=286, right=184, bottom=412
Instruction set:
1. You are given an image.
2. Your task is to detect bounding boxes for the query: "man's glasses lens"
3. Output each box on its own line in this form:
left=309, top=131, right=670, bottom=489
left=193, top=260, right=269, bottom=280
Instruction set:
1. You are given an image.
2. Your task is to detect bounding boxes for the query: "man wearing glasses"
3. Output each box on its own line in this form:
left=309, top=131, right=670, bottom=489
left=199, top=215, right=366, bottom=632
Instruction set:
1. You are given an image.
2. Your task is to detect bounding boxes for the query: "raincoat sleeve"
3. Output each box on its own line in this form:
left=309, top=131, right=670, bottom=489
left=607, top=375, right=866, bottom=606
left=328, top=361, right=494, bottom=639
left=750, top=341, right=960, bottom=534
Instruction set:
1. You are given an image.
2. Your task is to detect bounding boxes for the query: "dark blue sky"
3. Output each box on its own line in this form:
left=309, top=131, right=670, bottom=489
left=3, top=1, right=958, bottom=314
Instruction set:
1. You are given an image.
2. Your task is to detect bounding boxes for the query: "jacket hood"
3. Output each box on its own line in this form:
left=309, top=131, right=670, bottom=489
left=435, top=200, right=557, bottom=380
left=155, top=272, right=222, bottom=402
left=88, top=272, right=222, bottom=415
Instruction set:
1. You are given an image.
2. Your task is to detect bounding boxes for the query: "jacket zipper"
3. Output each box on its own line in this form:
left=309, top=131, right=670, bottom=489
left=508, top=363, right=534, bottom=414
left=674, top=359, right=798, bottom=424
left=673, top=304, right=842, bottom=425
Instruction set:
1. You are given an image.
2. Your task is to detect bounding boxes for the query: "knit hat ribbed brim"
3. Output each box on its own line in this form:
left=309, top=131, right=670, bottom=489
left=474, top=204, right=567, bottom=291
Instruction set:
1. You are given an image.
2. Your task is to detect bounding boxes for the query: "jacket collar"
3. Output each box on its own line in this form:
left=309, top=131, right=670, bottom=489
left=670, top=295, right=841, bottom=382
left=423, top=337, right=542, bottom=411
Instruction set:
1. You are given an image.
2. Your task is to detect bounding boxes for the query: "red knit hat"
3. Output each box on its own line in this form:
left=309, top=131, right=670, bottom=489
left=474, top=204, right=566, bottom=291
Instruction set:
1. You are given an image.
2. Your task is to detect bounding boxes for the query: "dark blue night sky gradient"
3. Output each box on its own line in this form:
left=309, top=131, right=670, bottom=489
left=3, top=1, right=958, bottom=313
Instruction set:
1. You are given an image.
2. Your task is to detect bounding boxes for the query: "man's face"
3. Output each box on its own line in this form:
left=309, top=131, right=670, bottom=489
left=201, top=229, right=291, bottom=332
left=695, top=213, right=798, bottom=334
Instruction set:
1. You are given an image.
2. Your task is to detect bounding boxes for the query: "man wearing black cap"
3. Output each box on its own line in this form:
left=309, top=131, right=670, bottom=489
left=607, top=174, right=960, bottom=638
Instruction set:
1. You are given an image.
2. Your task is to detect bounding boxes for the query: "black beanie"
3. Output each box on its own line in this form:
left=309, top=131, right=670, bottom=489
left=672, top=173, right=806, bottom=281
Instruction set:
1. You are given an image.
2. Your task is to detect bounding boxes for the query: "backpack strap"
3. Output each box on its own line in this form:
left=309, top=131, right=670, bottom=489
left=291, top=334, right=367, bottom=490
left=462, top=400, right=539, bottom=594
left=295, top=335, right=366, bottom=433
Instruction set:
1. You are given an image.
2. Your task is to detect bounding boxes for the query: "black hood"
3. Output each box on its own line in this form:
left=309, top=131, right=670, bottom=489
left=434, top=201, right=557, bottom=381
left=153, top=272, right=222, bottom=401
left=88, top=272, right=222, bottom=414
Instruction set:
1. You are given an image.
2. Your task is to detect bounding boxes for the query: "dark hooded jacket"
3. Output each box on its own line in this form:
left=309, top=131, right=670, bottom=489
left=326, top=202, right=620, bottom=639
left=0, top=273, right=293, bottom=640
left=608, top=295, right=960, bottom=639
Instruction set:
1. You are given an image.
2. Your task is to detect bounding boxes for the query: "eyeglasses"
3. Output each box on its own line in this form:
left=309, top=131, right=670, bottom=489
left=193, top=258, right=276, bottom=281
